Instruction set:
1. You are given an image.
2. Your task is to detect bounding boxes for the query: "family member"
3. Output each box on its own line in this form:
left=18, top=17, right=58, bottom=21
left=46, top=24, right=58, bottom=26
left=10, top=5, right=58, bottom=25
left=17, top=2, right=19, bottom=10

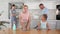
left=19, top=5, right=31, bottom=31
left=10, top=4, right=17, bottom=29
left=39, top=3, right=48, bottom=15
left=37, top=14, right=49, bottom=30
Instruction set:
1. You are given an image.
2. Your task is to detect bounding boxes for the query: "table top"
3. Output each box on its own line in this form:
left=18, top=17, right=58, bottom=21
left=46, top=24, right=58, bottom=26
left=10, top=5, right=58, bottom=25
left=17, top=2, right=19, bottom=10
left=0, top=29, right=60, bottom=34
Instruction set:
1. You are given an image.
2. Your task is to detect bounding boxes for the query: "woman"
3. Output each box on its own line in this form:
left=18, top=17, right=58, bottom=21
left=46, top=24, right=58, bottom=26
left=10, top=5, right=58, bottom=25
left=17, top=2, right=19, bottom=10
left=19, top=5, right=31, bottom=31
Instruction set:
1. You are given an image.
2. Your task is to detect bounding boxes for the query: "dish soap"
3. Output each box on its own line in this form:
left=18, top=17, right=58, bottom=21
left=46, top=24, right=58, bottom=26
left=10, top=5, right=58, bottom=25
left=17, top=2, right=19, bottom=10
left=13, top=24, right=16, bottom=31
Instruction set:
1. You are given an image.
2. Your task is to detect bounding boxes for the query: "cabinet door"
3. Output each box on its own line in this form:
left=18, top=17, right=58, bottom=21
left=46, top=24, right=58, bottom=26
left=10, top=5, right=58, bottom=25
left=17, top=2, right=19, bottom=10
left=56, top=21, right=60, bottom=29
left=48, top=20, right=56, bottom=29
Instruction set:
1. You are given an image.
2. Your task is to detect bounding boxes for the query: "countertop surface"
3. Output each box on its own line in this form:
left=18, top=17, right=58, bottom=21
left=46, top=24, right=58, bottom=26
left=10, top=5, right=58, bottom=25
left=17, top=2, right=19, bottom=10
left=0, top=29, right=60, bottom=34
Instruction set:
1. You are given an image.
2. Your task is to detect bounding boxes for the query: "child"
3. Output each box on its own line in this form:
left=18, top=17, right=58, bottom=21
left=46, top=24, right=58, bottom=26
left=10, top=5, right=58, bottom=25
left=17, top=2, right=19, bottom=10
left=10, top=4, right=17, bottom=29
left=19, top=5, right=31, bottom=31
left=38, top=14, right=49, bottom=30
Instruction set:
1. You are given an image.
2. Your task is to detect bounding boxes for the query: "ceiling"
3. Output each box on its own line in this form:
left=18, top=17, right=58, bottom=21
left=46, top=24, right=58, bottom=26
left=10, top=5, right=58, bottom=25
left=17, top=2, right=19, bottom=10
left=24, top=0, right=60, bottom=2
left=9, top=0, right=60, bottom=2
left=0, top=0, right=59, bottom=4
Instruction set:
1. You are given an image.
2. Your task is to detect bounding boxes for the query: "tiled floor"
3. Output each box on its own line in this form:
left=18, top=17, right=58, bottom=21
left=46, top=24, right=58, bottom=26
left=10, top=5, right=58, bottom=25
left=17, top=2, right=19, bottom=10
left=0, top=29, right=60, bottom=34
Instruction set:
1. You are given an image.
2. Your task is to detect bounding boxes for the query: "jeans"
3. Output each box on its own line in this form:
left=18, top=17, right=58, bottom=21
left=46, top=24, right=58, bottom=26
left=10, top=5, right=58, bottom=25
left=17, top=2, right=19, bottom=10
left=11, top=16, right=17, bottom=29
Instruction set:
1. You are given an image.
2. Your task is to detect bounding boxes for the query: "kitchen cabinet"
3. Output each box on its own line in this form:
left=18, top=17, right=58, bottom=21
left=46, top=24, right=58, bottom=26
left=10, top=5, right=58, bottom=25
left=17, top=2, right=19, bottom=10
left=56, top=21, right=60, bottom=29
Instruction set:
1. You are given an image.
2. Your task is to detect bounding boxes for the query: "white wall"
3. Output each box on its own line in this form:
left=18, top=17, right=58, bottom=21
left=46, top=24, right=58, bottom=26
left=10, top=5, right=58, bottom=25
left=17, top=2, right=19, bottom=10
left=0, top=0, right=9, bottom=21
left=24, top=1, right=57, bottom=9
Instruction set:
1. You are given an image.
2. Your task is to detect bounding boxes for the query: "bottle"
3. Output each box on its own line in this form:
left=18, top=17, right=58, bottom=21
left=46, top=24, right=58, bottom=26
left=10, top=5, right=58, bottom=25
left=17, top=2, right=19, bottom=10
left=13, top=24, right=16, bottom=31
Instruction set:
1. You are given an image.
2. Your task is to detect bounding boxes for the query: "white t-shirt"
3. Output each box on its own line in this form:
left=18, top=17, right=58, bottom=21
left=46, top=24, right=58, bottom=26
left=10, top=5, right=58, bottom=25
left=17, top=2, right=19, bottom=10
left=40, top=21, right=47, bottom=29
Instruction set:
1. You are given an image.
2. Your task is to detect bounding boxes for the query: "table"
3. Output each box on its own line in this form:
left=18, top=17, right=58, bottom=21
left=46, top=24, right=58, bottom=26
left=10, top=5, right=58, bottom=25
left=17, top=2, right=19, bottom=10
left=0, top=29, right=60, bottom=34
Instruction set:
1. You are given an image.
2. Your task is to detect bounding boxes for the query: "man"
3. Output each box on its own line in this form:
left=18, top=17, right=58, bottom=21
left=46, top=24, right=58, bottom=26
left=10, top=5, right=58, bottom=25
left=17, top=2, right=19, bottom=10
left=10, top=4, right=17, bottom=29
left=39, top=3, right=48, bottom=15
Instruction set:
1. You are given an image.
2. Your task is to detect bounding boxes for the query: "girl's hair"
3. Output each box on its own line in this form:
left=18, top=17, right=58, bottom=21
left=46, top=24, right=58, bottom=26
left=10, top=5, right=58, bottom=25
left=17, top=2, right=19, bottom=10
left=42, top=14, right=48, bottom=20
left=12, top=4, right=15, bottom=7
left=11, top=4, right=15, bottom=9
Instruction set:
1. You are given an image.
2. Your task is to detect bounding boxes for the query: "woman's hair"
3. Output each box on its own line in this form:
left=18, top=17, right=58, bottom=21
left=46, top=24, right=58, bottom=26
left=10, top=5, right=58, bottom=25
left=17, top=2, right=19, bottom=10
left=42, top=14, right=48, bottom=20
left=23, top=5, right=28, bottom=8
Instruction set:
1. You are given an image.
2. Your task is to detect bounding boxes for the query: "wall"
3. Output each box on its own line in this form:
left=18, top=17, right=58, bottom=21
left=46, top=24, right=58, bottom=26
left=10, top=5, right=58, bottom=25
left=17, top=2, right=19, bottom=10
left=0, top=0, right=9, bottom=21
left=24, top=1, right=56, bottom=9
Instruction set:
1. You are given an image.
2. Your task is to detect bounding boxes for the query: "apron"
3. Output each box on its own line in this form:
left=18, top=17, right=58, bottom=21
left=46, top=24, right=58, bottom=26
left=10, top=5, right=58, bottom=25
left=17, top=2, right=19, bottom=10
left=21, top=12, right=29, bottom=27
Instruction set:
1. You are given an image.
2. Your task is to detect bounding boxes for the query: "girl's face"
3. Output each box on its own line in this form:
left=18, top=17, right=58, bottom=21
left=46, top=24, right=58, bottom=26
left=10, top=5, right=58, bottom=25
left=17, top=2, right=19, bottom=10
left=41, top=16, right=46, bottom=21
left=12, top=6, right=15, bottom=10
left=23, top=7, right=28, bottom=13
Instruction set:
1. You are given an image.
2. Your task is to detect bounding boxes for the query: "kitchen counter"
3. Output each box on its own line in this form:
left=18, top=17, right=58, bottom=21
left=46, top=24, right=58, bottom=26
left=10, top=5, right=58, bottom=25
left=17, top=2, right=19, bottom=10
left=0, top=29, right=60, bottom=34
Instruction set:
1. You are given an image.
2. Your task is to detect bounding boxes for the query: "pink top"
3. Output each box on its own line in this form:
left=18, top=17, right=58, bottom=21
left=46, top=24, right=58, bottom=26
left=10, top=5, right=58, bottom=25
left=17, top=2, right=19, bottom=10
left=20, top=12, right=30, bottom=22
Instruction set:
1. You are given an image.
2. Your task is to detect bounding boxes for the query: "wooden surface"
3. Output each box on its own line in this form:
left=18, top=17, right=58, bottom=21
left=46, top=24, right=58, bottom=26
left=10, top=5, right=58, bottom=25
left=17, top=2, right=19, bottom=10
left=0, top=29, right=60, bottom=34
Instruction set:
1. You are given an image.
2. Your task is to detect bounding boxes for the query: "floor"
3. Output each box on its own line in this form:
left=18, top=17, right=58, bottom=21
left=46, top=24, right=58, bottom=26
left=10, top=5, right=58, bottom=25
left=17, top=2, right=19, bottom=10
left=0, top=29, right=60, bottom=34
